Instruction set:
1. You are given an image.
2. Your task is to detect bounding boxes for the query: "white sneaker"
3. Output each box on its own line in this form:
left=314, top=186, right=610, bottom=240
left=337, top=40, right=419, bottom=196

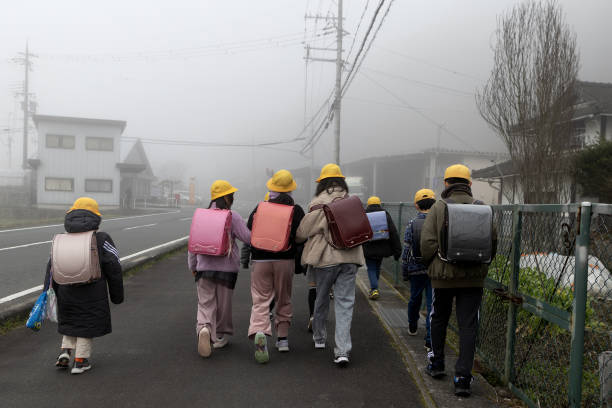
left=276, top=339, right=289, bottom=352
left=213, top=336, right=228, bottom=349
left=334, top=355, right=349, bottom=366
left=198, top=327, right=212, bottom=357
left=314, top=342, right=326, bottom=349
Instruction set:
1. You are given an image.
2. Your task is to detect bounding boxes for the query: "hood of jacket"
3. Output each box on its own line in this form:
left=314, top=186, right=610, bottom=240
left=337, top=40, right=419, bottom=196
left=366, top=204, right=383, bottom=213
left=308, top=187, right=347, bottom=210
left=64, top=209, right=101, bottom=233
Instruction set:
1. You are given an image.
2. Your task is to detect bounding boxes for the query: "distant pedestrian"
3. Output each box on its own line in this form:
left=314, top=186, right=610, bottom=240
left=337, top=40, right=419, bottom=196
left=45, top=197, right=124, bottom=374
left=296, top=163, right=365, bottom=367
left=188, top=180, right=251, bottom=358
left=420, top=165, right=497, bottom=397
left=362, top=196, right=402, bottom=300
left=401, top=189, right=435, bottom=351
left=246, top=170, right=305, bottom=363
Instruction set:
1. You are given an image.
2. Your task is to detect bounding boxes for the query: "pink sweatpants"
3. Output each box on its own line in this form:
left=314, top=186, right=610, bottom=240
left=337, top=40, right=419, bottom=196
left=196, top=277, right=234, bottom=341
left=248, top=260, right=294, bottom=338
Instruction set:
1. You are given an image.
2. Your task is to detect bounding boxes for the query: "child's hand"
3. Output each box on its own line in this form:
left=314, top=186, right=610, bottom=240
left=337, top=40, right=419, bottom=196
left=191, top=270, right=196, bottom=277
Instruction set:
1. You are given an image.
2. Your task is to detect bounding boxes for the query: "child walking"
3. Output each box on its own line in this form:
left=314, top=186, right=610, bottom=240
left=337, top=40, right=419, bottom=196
left=296, top=163, right=365, bottom=367
left=46, top=197, right=124, bottom=374
left=401, top=189, right=436, bottom=350
left=188, top=180, right=251, bottom=357
left=246, top=170, right=305, bottom=363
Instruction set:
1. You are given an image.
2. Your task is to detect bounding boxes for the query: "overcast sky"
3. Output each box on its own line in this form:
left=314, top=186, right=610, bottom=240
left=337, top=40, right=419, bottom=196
left=1, top=0, right=611, bottom=194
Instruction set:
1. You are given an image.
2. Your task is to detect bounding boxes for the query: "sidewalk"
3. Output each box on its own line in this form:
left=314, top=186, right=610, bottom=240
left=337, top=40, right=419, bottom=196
left=0, top=251, right=424, bottom=408
left=355, top=269, right=500, bottom=408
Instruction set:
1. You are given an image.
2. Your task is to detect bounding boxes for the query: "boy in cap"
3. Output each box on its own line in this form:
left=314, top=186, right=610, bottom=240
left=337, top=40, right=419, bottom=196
left=401, top=189, right=435, bottom=350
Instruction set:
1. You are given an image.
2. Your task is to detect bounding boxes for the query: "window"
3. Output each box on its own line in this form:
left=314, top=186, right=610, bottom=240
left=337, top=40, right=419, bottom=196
left=45, top=177, right=74, bottom=191
left=46, top=134, right=75, bottom=149
left=86, top=137, right=114, bottom=151
left=85, top=179, right=113, bottom=193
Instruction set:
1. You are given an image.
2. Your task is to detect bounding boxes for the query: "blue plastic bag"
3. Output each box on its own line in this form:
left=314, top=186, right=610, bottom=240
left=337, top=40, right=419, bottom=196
left=26, top=291, right=48, bottom=332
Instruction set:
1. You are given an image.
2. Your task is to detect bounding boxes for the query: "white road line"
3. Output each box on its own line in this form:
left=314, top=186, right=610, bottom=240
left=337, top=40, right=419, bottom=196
left=123, top=223, right=157, bottom=231
left=0, top=210, right=181, bottom=233
left=180, top=217, right=192, bottom=221
left=0, top=285, right=44, bottom=304
left=0, top=235, right=189, bottom=305
left=0, top=240, right=52, bottom=252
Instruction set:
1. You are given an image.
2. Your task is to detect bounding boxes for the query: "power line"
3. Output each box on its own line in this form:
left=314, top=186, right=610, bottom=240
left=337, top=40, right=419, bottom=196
left=376, top=45, right=484, bottom=82
left=344, top=96, right=479, bottom=114
left=362, top=66, right=476, bottom=97
left=359, top=71, right=478, bottom=151
left=342, top=0, right=394, bottom=96
left=341, top=0, right=386, bottom=95
left=345, top=0, right=371, bottom=63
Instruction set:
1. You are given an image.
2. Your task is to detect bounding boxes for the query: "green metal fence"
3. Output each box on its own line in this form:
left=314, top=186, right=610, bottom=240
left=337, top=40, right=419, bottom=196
left=381, top=202, right=612, bottom=408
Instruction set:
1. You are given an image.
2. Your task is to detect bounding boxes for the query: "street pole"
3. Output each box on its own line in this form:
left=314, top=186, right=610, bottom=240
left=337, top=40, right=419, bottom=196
left=22, top=42, right=30, bottom=169
left=333, top=0, right=343, bottom=165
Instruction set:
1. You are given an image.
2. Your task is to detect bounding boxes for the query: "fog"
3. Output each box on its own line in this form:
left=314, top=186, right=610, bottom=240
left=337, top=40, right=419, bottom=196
left=1, top=0, right=611, bottom=203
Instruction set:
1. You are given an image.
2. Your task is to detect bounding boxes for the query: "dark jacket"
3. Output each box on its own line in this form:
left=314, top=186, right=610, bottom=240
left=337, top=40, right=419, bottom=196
left=362, top=204, right=402, bottom=260
left=420, top=184, right=497, bottom=289
left=247, top=195, right=305, bottom=262
left=401, top=212, right=428, bottom=277
left=43, top=209, right=124, bottom=338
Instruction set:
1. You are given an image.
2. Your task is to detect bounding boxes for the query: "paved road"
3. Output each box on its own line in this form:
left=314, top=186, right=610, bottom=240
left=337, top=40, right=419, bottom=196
left=0, top=251, right=423, bottom=408
left=0, top=208, right=195, bottom=299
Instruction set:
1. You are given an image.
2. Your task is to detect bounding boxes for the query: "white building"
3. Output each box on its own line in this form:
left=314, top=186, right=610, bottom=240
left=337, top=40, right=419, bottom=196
left=31, top=115, right=126, bottom=206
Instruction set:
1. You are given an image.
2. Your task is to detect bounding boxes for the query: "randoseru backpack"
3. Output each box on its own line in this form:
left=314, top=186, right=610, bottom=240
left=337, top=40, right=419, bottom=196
left=51, top=230, right=102, bottom=285
left=439, top=198, right=493, bottom=264
left=312, top=195, right=373, bottom=249
left=188, top=208, right=232, bottom=256
left=410, top=217, right=426, bottom=262
left=366, top=211, right=389, bottom=241
left=251, top=202, right=294, bottom=252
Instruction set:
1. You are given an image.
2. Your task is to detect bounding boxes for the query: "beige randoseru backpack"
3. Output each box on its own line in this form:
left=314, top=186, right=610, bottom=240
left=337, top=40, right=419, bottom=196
left=51, top=230, right=102, bottom=285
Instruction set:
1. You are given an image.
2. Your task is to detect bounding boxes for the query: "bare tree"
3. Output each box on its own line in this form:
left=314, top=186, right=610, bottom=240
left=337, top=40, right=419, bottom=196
left=477, top=0, right=580, bottom=203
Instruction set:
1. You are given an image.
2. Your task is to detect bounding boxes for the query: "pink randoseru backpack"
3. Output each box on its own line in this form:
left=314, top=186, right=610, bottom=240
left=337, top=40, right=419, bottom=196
left=251, top=202, right=294, bottom=252
left=188, top=208, right=232, bottom=256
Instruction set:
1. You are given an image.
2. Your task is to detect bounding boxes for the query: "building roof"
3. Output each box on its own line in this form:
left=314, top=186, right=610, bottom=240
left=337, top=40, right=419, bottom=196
left=33, top=114, right=127, bottom=133
left=574, top=81, right=612, bottom=119
left=119, top=139, right=155, bottom=179
left=472, top=159, right=517, bottom=179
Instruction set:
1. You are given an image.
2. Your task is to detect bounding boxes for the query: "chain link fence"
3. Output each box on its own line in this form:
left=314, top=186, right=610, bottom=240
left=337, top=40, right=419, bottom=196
left=381, top=202, right=612, bottom=408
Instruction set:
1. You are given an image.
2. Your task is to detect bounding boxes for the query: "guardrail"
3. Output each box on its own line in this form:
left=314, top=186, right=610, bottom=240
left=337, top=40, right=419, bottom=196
left=382, top=202, right=612, bottom=408
left=0, top=236, right=188, bottom=323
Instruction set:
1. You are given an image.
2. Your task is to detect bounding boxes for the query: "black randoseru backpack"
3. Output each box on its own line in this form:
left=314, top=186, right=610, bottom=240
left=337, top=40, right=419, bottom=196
left=410, top=217, right=426, bottom=262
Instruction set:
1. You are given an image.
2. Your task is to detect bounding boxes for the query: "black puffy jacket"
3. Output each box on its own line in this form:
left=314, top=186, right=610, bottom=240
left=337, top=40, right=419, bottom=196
left=362, top=204, right=402, bottom=260
left=43, top=209, right=124, bottom=338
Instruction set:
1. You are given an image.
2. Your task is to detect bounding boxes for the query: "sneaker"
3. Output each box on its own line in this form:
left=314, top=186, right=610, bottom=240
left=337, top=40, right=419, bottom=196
left=333, top=355, right=349, bottom=367
left=314, top=342, right=326, bottom=349
left=276, top=338, right=289, bottom=352
left=454, top=375, right=473, bottom=397
left=426, top=363, right=445, bottom=379
left=407, top=323, right=418, bottom=336
left=254, top=332, right=269, bottom=364
left=368, top=289, right=380, bottom=300
left=198, top=327, right=212, bottom=357
left=55, top=348, right=71, bottom=369
left=307, top=316, right=313, bottom=333
left=213, top=336, right=228, bottom=349
left=70, top=358, right=91, bottom=375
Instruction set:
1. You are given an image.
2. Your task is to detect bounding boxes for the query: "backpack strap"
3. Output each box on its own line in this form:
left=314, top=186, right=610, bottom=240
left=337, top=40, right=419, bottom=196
left=309, top=204, right=324, bottom=212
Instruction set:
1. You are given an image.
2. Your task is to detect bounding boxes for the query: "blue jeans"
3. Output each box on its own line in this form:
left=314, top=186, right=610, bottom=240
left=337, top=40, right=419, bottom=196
left=408, top=273, right=432, bottom=343
left=365, top=258, right=382, bottom=290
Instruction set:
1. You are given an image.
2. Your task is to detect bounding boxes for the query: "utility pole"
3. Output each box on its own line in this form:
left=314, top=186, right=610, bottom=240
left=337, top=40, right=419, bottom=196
left=334, top=0, right=343, bottom=165
left=304, top=0, right=344, bottom=165
left=13, top=42, right=37, bottom=169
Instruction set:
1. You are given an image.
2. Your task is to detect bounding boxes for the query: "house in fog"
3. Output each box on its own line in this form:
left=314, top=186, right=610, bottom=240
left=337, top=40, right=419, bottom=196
left=118, top=138, right=155, bottom=207
left=30, top=114, right=126, bottom=206
left=473, top=80, right=612, bottom=203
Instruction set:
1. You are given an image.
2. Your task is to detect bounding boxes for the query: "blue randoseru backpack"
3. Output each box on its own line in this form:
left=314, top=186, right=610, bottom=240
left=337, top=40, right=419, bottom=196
left=366, top=211, right=389, bottom=241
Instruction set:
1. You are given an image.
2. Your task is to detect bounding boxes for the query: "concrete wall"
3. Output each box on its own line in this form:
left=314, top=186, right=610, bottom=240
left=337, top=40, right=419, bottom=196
left=35, top=120, right=121, bottom=206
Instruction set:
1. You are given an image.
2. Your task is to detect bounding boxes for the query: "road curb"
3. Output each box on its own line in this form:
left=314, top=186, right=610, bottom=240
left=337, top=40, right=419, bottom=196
left=0, top=237, right=188, bottom=325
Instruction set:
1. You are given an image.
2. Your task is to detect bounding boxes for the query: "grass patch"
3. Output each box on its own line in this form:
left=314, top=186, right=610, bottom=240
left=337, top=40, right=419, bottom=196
left=0, top=314, right=27, bottom=335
